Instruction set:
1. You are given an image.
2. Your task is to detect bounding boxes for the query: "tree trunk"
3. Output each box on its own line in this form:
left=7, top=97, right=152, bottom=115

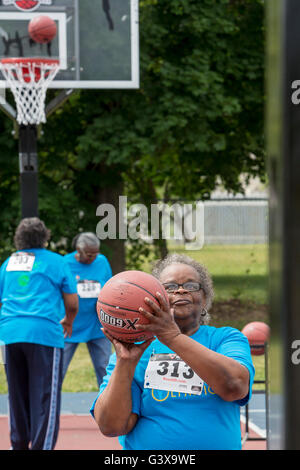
left=146, top=178, right=168, bottom=260
left=95, top=180, right=125, bottom=275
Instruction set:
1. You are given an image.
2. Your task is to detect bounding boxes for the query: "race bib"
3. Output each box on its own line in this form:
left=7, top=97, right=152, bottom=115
left=144, top=353, right=204, bottom=396
left=77, top=280, right=101, bottom=298
left=6, top=252, right=35, bottom=272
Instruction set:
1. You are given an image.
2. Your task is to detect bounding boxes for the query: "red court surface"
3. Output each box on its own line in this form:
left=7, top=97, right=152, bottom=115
left=0, top=415, right=266, bottom=450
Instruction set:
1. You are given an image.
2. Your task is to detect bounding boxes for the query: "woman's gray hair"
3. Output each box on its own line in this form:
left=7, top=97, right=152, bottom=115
left=152, top=253, right=214, bottom=324
left=76, top=232, right=100, bottom=250
left=14, top=217, right=51, bottom=250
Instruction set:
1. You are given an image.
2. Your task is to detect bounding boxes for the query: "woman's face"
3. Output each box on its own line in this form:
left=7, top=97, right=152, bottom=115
left=159, top=263, right=206, bottom=335
left=77, top=245, right=99, bottom=264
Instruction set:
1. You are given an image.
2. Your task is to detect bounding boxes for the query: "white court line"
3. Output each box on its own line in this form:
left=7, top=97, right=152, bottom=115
left=244, top=409, right=265, bottom=413
left=240, top=414, right=266, bottom=438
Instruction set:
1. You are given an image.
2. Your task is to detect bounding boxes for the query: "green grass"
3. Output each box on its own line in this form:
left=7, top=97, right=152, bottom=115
left=251, top=354, right=267, bottom=391
left=0, top=364, right=6, bottom=394
left=0, top=244, right=269, bottom=394
left=61, top=343, right=100, bottom=392
left=166, top=243, right=269, bottom=304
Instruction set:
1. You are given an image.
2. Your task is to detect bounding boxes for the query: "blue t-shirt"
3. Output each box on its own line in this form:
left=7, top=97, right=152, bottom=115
left=0, top=248, right=77, bottom=348
left=63, top=252, right=112, bottom=343
left=90, top=325, right=255, bottom=450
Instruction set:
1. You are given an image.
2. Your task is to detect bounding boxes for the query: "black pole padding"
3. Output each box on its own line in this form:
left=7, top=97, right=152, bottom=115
left=18, top=125, right=39, bottom=218
left=19, top=172, right=39, bottom=219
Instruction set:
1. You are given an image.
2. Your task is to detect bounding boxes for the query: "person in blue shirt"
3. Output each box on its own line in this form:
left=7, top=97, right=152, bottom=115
left=62, top=232, right=113, bottom=387
left=91, top=253, right=255, bottom=450
left=0, top=217, right=78, bottom=450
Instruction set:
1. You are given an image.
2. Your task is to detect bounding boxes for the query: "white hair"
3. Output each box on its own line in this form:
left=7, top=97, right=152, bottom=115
left=76, top=232, right=100, bottom=250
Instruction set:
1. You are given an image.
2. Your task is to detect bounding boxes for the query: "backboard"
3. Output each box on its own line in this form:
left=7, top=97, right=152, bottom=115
left=0, top=0, right=139, bottom=89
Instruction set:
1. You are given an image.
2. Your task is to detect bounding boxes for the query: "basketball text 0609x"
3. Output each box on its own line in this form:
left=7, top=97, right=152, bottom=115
left=100, top=309, right=139, bottom=330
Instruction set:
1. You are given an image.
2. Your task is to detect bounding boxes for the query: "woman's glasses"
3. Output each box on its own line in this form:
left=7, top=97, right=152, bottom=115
left=163, top=282, right=202, bottom=292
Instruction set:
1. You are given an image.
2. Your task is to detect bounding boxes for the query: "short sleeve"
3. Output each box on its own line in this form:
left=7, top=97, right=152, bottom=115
left=0, top=262, right=5, bottom=302
left=216, top=327, right=255, bottom=406
left=90, top=352, right=142, bottom=418
left=0, top=258, right=9, bottom=302
left=60, top=262, right=77, bottom=294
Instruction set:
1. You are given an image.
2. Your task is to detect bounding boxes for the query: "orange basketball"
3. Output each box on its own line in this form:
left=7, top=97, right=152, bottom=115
left=241, top=321, right=270, bottom=355
left=97, top=270, right=169, bottom=343
left=28, top=15, right=57, bottom=44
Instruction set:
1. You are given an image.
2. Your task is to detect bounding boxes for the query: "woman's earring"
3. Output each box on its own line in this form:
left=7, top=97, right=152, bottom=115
left=201, top=308, right=208, bottom=317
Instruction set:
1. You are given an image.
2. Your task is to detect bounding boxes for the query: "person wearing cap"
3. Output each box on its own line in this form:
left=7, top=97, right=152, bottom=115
left=62, top=232, right=113, bottom=387
left=0, top=217, right=78, bottom=450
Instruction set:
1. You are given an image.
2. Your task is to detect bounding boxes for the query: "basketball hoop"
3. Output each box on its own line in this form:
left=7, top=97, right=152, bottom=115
left=0, top=57, right=60, bottom=125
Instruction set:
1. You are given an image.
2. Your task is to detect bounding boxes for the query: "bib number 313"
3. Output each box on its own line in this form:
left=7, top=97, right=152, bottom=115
left=144, top=353, right=204, bottom=396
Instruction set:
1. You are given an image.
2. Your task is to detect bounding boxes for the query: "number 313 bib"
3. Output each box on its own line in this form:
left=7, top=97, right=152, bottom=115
left=144, top=353, right=204, bottom=396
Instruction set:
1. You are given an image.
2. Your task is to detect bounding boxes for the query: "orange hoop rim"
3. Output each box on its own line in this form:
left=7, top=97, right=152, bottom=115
left=0, top=58, right=60, bottom=125
left=0, top=57, right=60, bottom=67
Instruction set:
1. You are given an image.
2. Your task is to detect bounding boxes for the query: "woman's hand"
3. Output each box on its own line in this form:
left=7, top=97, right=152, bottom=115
left=95, top=328, right=152, bottom=437
left=60, top=316, right=73, bottom=338
left=137, top=292, right=182, bottom=347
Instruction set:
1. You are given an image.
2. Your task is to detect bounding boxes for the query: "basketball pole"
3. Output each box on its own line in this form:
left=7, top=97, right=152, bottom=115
left=0, top=88, right=74, bottom=220
left=18, top=124, right=39, bottom=219
left=17, top=89, right=74, bottom=219
left=0, top=100, right=39, bottom=219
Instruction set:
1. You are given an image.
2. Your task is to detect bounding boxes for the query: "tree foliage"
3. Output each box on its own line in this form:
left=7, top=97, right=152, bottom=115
left=0, top=0, right=265, bottom=267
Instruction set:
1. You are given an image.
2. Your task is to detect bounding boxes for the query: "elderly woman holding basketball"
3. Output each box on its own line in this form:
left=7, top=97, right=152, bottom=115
left=91, top=254, right=254, bottom=450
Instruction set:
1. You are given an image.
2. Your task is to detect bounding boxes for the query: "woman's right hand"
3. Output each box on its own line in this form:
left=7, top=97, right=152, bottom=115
left=101, top=328, right=154, bottom=366
left=95, top=329, right=153, bottom=437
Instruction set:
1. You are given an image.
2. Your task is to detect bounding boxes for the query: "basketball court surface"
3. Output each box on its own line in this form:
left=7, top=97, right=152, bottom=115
left=0, top=392, right=266, bottom=450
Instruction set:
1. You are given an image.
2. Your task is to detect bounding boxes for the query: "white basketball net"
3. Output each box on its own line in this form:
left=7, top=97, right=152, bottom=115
left=0, top=59, right=60, bottom=126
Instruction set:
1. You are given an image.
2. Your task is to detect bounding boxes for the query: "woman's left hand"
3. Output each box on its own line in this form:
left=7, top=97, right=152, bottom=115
left=137, top=292, right=181, bottom=347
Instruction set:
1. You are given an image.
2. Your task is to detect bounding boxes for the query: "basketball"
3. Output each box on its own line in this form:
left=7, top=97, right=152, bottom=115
left=28, top=15, right=57, bottom=44
left=97, top=270, right=169, bottom=343
left=241, top=321, right=270, bottom=355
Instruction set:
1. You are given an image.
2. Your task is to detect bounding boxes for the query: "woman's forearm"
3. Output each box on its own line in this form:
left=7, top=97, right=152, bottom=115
left=168, top=334, right=249, bottom=402
left=94, top=360, right=138, bottom=436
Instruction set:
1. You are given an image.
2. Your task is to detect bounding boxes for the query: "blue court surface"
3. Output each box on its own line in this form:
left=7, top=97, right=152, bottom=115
left=240, top=392, right=267, bottom=439
left=0, top=392, right=98, bottom=416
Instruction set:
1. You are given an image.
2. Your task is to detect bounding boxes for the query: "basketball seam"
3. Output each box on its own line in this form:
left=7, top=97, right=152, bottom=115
left=97, top=300, right=141, bottom=314
left=113, top=280, right=162, bottom=302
